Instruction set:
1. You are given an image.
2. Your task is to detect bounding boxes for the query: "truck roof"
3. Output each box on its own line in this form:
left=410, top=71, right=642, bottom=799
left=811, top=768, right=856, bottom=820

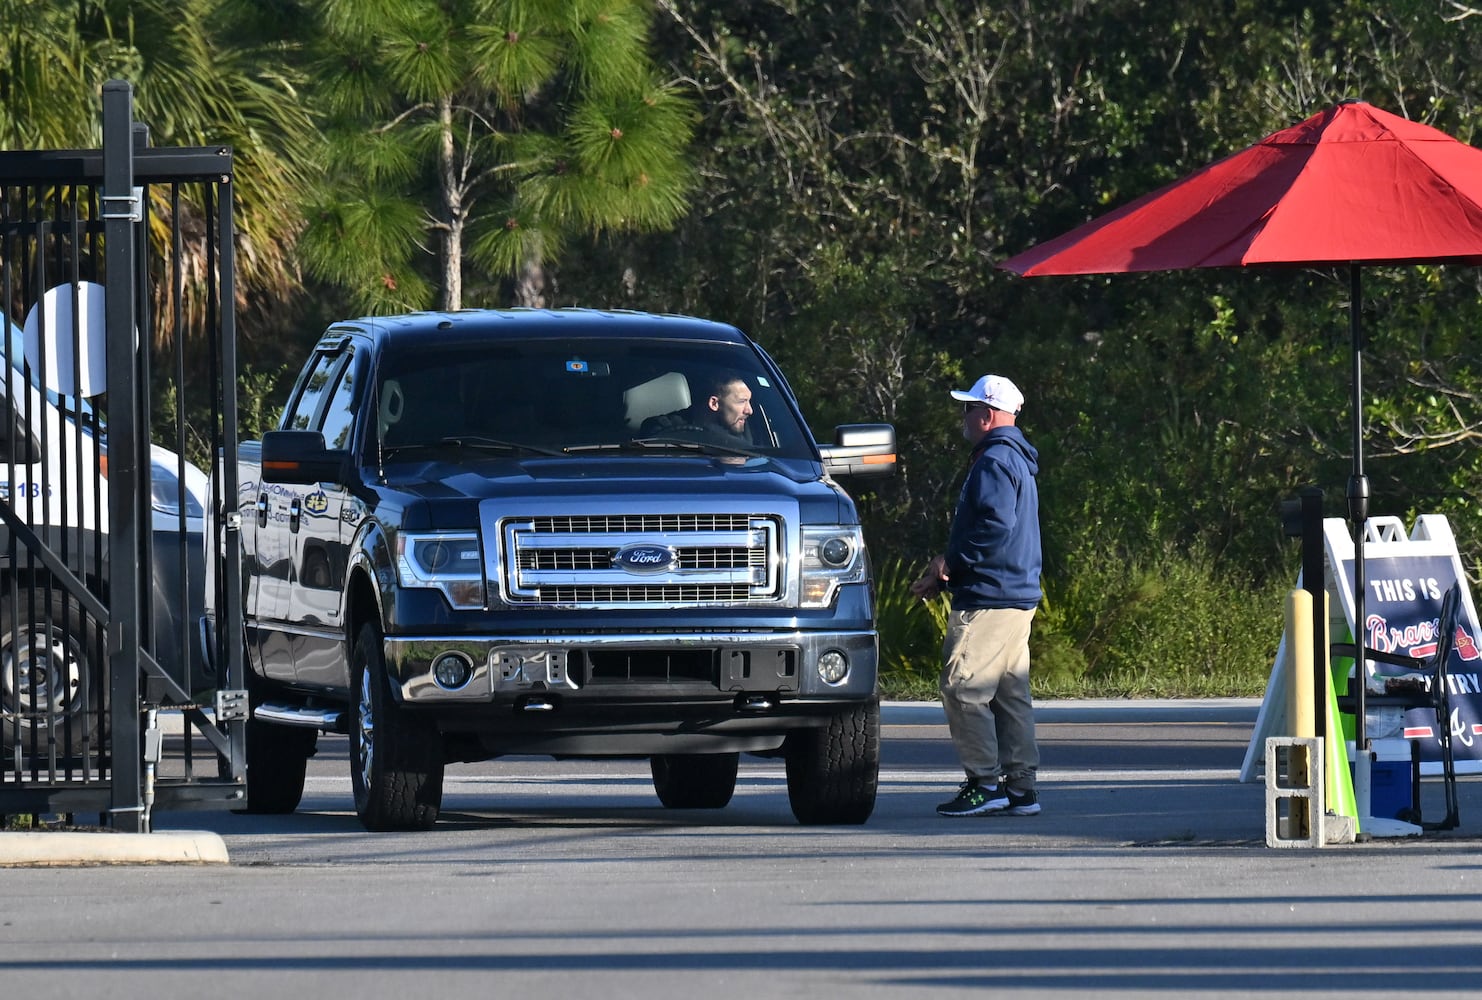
left=325, top=308, right=751, bottom=349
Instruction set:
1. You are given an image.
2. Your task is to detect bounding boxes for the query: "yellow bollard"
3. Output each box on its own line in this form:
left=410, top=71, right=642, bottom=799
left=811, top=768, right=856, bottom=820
left=1277, top=587, right=1357, bottom=842
left=1287, top=589, right=1315, bottom=738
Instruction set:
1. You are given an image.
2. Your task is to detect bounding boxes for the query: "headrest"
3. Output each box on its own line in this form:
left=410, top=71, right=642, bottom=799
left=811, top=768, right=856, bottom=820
left=623, top=372, right=691, bottom=431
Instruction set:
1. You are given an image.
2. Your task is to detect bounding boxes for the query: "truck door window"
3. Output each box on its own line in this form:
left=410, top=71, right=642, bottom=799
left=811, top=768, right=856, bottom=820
left=286, top=350, right=350, bottom=434
left=317, top=352, right=360, bottom=451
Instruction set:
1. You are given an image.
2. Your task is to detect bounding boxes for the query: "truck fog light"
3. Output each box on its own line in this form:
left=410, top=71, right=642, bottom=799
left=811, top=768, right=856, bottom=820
left=817, top=650, right=849, bottom=685
left=432, top=651, right=474, bottom=690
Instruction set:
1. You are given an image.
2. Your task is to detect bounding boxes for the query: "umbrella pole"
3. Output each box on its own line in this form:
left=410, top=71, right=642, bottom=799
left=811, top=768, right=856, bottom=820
left=1348, top=263, right=1372, bottom=810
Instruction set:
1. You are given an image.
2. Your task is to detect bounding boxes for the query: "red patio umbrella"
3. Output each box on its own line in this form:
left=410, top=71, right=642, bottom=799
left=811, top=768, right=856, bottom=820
left=998, top=99, right=1482, bottom=766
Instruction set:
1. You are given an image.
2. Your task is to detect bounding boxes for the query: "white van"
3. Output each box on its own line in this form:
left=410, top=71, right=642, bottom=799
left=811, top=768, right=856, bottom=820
left=1, top=319, right=209, bottom=758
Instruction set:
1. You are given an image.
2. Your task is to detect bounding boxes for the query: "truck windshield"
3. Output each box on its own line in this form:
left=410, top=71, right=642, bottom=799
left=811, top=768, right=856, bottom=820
left=374, top=338, right=818, bottom=461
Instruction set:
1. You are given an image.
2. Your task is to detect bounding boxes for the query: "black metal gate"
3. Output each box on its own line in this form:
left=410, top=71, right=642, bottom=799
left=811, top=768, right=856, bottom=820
left=0, top=82, right=246, bottom=831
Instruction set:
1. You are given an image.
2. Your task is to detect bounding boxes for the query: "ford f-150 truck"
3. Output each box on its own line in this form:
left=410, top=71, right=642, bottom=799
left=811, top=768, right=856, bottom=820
left=205, top=308, right=896, bottom=830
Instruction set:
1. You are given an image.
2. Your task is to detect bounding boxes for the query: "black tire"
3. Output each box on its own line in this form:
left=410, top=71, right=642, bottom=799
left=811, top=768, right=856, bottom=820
left=784, top=698, right=880, bottom=825
left=650, top=753, right=740, bottom=809
left=350, top=622, right=443, bottom=831
left=0, top=590, right=105, bottom=759
left=225, top=665, right=317, bottom=814
left=238, top=715, right=316, bottom=814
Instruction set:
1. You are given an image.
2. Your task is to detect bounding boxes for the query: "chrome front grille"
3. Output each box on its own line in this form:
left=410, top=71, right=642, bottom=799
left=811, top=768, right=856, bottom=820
left=532, top=513, right=755, bottom=533
left=519, top=547, right=763, bottom=571
left=501, top=512, right=782, bottom=607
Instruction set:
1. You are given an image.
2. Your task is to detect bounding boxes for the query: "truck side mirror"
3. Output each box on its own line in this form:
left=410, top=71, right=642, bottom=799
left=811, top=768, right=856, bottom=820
left=260, top=429, right=347, bottom=485
left=818, top=423, right=896, bottom=478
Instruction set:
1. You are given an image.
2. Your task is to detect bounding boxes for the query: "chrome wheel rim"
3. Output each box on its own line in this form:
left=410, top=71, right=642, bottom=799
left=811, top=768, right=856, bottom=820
left=356, top=665, right=376, bottom=791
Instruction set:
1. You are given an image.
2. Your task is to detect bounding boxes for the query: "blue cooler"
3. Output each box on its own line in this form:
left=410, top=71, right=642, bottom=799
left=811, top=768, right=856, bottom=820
left=1368, top=739, right=1414, bottom=820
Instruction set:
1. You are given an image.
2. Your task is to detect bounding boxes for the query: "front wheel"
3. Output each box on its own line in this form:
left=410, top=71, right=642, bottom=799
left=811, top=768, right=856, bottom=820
left=650, top=753, right=739, bottom=809
left=784, top=699, right=880, bottom=825
left=0, top=591, right=104, bottom=759
left=350, top=622, right=443, bottom=831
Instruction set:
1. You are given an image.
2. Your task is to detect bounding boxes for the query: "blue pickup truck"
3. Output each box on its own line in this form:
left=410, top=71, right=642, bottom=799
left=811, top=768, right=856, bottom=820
left=206, top=309, right=896, bottom=830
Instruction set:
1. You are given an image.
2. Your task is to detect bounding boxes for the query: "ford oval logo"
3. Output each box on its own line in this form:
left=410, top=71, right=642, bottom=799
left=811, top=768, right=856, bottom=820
left=614, top=543, right=679, bottom=575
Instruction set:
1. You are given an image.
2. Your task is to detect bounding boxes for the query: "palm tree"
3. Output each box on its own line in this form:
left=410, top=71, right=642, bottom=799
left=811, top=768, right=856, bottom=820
left=0, top=0, right=318, bottom=350
left=0, top=1, right=97, bottom=150
left=296, top=0, right=695, bottom=312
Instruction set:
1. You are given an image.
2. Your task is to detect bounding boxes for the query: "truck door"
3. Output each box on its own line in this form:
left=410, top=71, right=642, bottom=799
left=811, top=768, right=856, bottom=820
left=241, top=439, right=293, bottom=682
left=286, top=346, right=360, bottom=690
left=254, top=348, right=346, bottom=682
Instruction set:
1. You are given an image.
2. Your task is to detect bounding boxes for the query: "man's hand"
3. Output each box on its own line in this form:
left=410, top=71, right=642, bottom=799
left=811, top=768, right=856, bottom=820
left=909, top=554, right=948, bottom=601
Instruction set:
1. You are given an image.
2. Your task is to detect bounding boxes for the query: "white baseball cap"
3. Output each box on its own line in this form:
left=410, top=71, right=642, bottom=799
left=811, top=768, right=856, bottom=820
left=950, top=374, right=1024, bottom=414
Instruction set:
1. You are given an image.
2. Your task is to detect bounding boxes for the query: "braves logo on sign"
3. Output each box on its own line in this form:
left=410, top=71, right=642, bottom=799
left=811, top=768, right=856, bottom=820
left=1455, top=625, right=1481, bottom=662
left=614, top=543, right=678, bottom=575
left=1365, top=611, right=1482, bottom=662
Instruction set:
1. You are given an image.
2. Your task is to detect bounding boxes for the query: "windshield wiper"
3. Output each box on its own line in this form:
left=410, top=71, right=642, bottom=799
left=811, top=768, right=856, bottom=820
left=565, top=437, right=758, bottom=458
left=439, top=435, right=568, bottom=457
left=383, top=436, right=565, bottom=458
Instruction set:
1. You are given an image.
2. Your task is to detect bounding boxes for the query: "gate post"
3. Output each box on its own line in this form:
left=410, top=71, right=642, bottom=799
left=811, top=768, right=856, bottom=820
left=102, top=81, right=144, bottom=832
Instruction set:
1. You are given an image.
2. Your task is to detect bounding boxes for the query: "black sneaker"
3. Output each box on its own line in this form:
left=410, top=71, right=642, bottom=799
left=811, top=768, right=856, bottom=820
left=936, top=778, right=1009, bottom=817
left=1002, top=788, right=1040, bottom=816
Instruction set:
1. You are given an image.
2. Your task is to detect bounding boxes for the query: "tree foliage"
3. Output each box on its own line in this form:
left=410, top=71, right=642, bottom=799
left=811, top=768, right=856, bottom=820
left=295, top=0, right=696, bottom=313
left=544, top=0, right=1482, bottom=689
left=10, top=0, right=1482, bottom=692
left=598, top=0, right=1482, bottom=588
left=1, top=0, right=319, bottom=351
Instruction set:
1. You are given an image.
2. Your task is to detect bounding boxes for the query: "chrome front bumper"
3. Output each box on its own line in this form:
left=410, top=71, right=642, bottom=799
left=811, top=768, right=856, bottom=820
left=384, top=629, right=878, bottom=703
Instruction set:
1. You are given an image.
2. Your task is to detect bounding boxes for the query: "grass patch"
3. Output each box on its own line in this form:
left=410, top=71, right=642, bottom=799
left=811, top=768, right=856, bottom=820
left=873, top=547, right=1283, bottom=700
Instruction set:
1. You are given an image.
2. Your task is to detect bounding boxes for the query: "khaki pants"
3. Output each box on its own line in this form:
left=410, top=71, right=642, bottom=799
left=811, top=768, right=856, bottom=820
left=939, top=606, right=1039, bottom=793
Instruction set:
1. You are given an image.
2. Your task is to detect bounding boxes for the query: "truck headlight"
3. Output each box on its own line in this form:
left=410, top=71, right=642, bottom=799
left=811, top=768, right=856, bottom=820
left=800, top=525, right=867, bottom=608
left=396, top=531, right=485, bottom=609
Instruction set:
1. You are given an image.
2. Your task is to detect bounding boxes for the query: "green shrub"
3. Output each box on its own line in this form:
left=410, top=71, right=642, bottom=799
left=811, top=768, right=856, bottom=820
left=1043, top=542, right=1285, bottom=698
left=873, top=556, right=947, bottom=700
left=152, top=364, right=292, bottom=470
left=1026, top=595, right=1090, bottom=693
left=870, top=547, right=1283, bottom=700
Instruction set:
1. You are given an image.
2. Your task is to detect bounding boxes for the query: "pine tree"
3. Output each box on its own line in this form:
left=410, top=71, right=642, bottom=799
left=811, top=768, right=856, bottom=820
left=298, top=0, right=695, bottom=312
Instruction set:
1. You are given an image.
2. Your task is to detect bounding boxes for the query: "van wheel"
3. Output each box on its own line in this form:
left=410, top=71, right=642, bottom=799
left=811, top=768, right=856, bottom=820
left=0, top=592, right=104, bottom=758
left=784, top=698, right=880, bottom=825
left=350, top=622, right=443, bottom=831
left=651, top=753, right=739, bottom=809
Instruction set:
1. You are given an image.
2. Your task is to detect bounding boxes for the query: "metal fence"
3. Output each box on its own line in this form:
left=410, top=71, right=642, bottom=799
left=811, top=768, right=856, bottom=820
left=0, top=82, right=245, bottom=831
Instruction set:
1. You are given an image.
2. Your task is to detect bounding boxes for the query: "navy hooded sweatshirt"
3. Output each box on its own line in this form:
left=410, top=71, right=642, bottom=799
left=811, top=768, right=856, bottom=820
left=943, top=424, right=1042, bottom=611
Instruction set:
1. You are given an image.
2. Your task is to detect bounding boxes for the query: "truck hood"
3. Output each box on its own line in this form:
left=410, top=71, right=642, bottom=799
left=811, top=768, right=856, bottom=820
left=381, top=454, right=855, bottom=523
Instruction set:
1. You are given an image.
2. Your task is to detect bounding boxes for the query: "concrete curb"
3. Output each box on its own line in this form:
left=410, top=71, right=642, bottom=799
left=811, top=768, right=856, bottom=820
left=0, top=829, right=229, bottom=867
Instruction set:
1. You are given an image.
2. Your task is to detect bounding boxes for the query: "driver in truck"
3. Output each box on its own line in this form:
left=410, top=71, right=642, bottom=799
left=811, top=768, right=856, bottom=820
left=641, top=373, right=754, bottom=444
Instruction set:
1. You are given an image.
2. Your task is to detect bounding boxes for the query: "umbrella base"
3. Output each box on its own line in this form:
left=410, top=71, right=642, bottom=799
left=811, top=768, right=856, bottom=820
left=1360, top=815, right=1422, bottom=839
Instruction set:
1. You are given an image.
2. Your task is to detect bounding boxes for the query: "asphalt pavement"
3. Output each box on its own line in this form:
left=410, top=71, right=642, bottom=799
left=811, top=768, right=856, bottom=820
left=9, top=698, right=1482, bottom=1000
left=6, top=696, right=1479, bottom=862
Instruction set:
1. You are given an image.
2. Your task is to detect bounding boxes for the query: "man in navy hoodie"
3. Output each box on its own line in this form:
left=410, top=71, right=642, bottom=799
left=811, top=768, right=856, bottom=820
left=910, top=374, right=1044, bottom=817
